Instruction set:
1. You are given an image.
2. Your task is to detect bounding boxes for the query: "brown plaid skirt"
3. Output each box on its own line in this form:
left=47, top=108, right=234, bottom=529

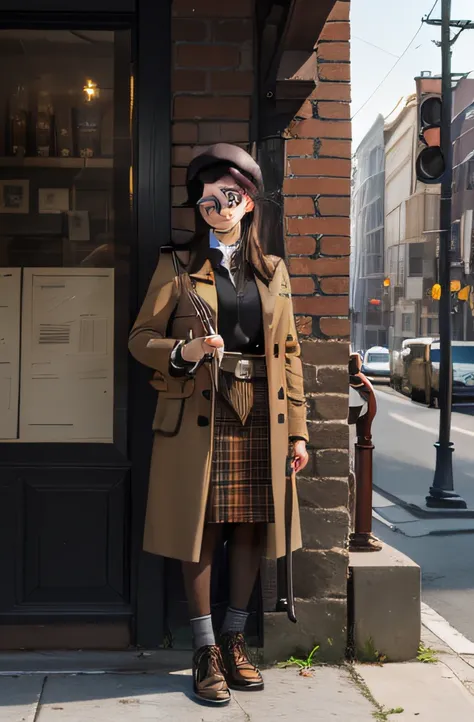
left=206, top=376, right=275, bottom=524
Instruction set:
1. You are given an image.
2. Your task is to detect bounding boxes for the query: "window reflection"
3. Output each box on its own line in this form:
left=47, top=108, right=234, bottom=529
left=0, top=29, right=131, bottom=444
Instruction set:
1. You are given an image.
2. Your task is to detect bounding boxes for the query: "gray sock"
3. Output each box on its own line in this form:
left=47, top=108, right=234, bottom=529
left=190, top=614, right=215, bottom=650
left=221, top=607, right=249, bottom=635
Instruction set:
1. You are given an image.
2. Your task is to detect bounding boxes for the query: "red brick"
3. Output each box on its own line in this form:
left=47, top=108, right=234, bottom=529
left=172, top=18, right=208, bottom=41
left=318, top=63, right=350, bottom=82
left=301, top=339, right=349, bottom=365
left=285, top=237, right=317, bottom=256
left=171, top=166, right=187, bottom=185
left=289, top=257, right=349, bottom=276
left=173, top=0, right=253, bottom=17
left=287, top=158, right=351, bottom=177
left=283, top=177, right=350, bottom=196
left=320, top=277, right=349, bottom=295
left=172, top=145, right=195, bottom=166
left=172, top=70, right=207, bottom=92
left=172, top=122, right=199, bottom=143
left=291, top=277, right=316, bottom=295
left=295, top=100, right=314, bottom=120
left=174, top=95, right=250, bottom=119
left=198, top=121, right=249, bottom=142
left=293, top=296, right=348, bottom=316
left=286, top=217, right=350, bottom=236
left=317, top=197, right=351, bottom=216
left=172, top=186, right=188, bottom=205
left=310, top=82, right=351, bottom=101
left=288, top=118, right=351, bottom=139
left=317, top=101, right=350, bottom=120
left=328, top=1, right=350, bottom=21
left=295, top=316, right=313, bottom=335
left=284, top=197, right=315, bottom=216
left=320, top=318, right=350, bottom=338
left=318, top=21, right=350, bottom=42
left=176, top=44, right=240, bottom=68
left=286, top=139, right=315, bottom=156
left=318, top=139, right=351, bottom=158
left=172, top=206, right=195, bottom=230
left=316, top=42, right=350, bottom=62
left=320, top=237, right=350, bottom=256
left=213, top=19, right=253, bottom=42
left=210, top=71, right=254, bottom=93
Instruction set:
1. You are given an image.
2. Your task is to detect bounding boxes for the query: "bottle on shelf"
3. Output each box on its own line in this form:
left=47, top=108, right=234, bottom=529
left=54, top=89, right=74, bottom=158
left=73, top=81, right=102, bottom=159
left=6, top=85, right=28, bottom=157
left=34, top=89, right=55, bottom=157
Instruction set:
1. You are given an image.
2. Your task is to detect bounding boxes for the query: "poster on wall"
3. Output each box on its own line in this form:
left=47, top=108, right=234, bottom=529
left=0, top=269, right=21, bottom=439
left=20, top=268, right=114, bottom=443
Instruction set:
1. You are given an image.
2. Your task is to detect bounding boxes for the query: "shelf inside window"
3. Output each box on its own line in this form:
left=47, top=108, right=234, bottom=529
left=0, top=157, right=113, bottom=169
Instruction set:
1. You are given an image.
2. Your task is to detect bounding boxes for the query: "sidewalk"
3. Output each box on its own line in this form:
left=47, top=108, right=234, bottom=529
left=2, top=625, right=474, bottom=722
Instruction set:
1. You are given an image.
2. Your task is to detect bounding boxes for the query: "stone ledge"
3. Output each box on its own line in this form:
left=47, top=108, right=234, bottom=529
left=349, top=543, right=421, bottom=663
left=263, top=598, right=347, bottom=665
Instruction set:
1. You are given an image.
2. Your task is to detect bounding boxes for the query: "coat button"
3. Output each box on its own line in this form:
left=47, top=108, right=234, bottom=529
left=278, top=414, right=285, bottom=423
left=278, top=387, right=285, bottom=400
left=202, top=390, right=211, bottom=400
left=197, top=416, right=210, bottom=427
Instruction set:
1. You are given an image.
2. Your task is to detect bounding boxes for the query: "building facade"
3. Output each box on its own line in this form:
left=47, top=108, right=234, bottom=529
left=452, top=73, right=474, bottom=340
left=350, top=115, right=386, bottom=354
left=0, top=0, right=351, bottom=660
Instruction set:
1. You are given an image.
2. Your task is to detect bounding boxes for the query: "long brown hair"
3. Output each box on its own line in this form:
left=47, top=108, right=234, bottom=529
left=184, top=162, right=279, bottom=286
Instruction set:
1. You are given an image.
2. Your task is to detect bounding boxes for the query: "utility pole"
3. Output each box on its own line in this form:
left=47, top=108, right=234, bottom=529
left=424, top=0, right=467, bottom=508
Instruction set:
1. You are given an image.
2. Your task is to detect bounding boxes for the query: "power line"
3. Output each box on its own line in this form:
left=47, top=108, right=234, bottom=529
left=352, top=36, right=400, bottom=59
left=351, top=0, right=440, bottom=121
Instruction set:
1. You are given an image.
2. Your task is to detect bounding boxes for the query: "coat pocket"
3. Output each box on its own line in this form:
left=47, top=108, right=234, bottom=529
left=151, top=378, right=195, bottom=436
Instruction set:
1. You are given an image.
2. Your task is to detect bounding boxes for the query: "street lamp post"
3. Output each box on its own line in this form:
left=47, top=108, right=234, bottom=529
left=426, top=0, right=466, bottom=508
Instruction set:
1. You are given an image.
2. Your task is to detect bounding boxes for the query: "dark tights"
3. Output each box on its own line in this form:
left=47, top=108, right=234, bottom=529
left=182, top=523, right=266, bottom=619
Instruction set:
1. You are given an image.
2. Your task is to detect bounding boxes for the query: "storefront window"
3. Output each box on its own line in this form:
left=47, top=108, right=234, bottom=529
left=0, top=29, right=132, bottom=443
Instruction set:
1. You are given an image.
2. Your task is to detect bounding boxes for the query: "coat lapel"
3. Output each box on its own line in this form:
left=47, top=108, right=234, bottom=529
left=256, top=262, right=285, bottom=344
left=189, top=259, right=218, bottom=333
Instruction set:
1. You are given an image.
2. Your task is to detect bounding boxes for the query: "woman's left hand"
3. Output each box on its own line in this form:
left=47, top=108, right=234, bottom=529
left=292, top=440, right=309, bottom=474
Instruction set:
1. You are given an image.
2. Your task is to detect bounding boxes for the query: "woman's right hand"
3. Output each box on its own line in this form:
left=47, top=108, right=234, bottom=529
left=181, top=335, right=224, bottom=363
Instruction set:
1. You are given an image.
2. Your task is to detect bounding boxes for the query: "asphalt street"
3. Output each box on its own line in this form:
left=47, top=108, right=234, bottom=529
left=372, top=386, right=474, bottom=643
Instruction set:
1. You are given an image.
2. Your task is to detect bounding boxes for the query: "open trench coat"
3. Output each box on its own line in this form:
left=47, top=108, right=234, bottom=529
left=128, top=247, right=309, bottom=563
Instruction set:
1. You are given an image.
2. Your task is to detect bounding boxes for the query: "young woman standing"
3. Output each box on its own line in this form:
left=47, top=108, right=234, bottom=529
left=129, top=144, right=308, bottom=704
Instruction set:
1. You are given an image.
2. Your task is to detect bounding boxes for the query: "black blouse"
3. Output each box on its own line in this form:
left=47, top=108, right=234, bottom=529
left=208, top=248, right=264, bottom=355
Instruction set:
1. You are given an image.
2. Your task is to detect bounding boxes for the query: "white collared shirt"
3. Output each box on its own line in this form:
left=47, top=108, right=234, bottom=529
left=209, top=231, right=240, bottom=286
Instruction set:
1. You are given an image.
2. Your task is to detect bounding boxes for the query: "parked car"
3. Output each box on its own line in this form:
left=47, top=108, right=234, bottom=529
left=361, top=346, right=390, bottom=381
left=390, top=337, right=474, bottom=405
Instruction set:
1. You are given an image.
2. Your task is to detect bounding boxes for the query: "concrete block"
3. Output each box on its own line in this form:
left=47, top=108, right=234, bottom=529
left=350, top=543, right=421, bottom=663
left=263, top=598, right=347, bottom=665
left=293, top=548, right=348, bottom=598
left=298, top=476, right=349, bottom=509
left=300, top=507, right=350, bottom=549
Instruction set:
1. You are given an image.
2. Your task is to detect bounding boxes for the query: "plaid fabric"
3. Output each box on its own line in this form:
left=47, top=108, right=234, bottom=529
left=206, top=376, right=275, bottom=524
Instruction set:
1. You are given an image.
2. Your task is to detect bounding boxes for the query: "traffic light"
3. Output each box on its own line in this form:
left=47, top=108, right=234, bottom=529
left=416, top=95, right=444, bottom=184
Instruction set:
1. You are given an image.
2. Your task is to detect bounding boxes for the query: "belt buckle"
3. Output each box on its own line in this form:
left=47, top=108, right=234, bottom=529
left=236, top=358, right=252, bottom=380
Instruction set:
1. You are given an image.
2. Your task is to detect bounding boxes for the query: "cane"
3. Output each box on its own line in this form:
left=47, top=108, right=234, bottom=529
left=285, top=449, right=297, bottom=623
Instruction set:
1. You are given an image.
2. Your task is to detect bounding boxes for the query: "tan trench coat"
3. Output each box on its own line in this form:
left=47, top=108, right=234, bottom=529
left=129, top=248, right=309, bottom=563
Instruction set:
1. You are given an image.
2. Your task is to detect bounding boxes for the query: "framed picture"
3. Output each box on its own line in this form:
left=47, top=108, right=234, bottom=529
left=67, top=210, right=90, bottom=242
left=38, top=188, right=70, bottom=214
left=0, top=180, right=29, bottom=214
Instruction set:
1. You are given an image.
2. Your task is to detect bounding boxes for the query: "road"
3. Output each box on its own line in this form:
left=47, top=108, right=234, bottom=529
left=371, top=386, right=474, bottom=643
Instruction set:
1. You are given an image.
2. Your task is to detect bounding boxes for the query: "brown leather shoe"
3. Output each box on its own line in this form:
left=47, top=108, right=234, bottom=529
left=192, top=645, right=231, bottom=705
left=220, top=632, right=264, bottom=690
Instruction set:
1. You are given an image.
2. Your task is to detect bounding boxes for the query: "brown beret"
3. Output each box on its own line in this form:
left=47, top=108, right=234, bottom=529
left=185, top=143, right=263, bottom=205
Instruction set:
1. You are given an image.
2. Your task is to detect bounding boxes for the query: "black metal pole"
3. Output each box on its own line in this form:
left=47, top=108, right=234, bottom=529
left=426, top=0, right=466, bottom=508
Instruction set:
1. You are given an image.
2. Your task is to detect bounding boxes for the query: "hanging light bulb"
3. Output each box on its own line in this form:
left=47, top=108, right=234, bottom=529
left=83, top=79, right=99, bottom=102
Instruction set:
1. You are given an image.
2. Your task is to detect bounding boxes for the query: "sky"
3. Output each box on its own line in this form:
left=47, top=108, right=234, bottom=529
left=350, top=0, right=474, bottom=149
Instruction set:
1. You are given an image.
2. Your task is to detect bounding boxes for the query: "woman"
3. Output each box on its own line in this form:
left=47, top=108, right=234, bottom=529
left=129, top=144, right=309, bottom=704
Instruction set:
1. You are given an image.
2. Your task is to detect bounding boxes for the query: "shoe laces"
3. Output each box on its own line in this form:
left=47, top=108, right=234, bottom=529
left=226, top=633, right=252, bottom=667
left=196, top=644, right=223, bottom=676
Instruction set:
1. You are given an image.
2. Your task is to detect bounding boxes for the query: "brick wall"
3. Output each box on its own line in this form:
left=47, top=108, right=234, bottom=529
left=170, top=0, right=351, bottom=662
left=171, top=0, right=254, bottom=243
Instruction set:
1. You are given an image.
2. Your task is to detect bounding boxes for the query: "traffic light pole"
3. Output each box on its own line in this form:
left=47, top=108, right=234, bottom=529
left=426, top=0, right=466, bottom=508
